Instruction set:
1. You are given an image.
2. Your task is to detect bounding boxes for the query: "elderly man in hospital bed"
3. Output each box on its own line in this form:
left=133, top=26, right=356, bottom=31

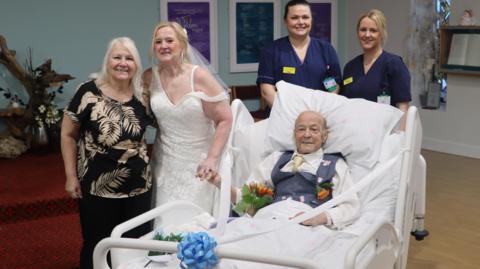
left=201, top=110, right=360, bottom=229
left=194, top=110, right=361, bottom=269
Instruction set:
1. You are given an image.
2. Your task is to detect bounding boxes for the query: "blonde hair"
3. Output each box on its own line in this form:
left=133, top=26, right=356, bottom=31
left=357, top=9, right=388, bottom=45
left=95, top=37, right=143, bottom=101
left=149, top=21, right=189, bottom=64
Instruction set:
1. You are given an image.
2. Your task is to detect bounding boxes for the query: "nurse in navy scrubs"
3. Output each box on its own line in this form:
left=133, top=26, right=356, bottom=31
left=257, top=0, right=342, bottom=108
left=341, top=9, right=411, bottom=115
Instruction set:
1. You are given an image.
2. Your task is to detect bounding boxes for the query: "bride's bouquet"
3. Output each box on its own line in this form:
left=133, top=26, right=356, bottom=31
left=234, top=182, right=274, bottom=216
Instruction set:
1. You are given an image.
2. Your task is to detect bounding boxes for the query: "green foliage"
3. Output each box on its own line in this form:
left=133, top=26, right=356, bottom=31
left=318, top=182, right=334, bottom=189
left=148, top=232, right=184, bottom=256
left=234, top=184, right=273, bottom=216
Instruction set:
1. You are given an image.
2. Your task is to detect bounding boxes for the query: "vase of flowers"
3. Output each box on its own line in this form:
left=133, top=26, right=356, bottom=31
left=30, top=102, right=62, bottom=151
left=31, top=123, right=49, bottom=149
left=0, top=36, right=75, bottom=150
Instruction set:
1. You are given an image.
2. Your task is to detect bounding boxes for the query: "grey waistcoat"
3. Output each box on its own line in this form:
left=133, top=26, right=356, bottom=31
left=271, top=151, right=340, bottom=208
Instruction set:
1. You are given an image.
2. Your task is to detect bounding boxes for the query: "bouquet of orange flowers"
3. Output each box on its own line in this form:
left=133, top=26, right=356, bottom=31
left=234, top=182, right=274, bottom=216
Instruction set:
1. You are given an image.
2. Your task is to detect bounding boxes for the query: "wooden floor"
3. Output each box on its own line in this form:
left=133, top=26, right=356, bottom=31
left=407, top=150, right=480, bottom=269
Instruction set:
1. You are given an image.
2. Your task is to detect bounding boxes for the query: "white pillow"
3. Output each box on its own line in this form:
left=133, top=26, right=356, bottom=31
left=265, top=80, right=347, bottom=152
left=232, top=119, right=269, bottom=187
left=265, top=80, right=403, bottom=169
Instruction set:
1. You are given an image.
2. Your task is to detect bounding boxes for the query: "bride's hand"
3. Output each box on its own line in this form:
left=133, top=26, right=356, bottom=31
left=196, top=170, right=221, bottom=188
left=196, top=157, right=219, bottom=178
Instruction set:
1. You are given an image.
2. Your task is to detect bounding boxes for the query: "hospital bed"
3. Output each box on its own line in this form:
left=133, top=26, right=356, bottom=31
left=93, top=83, right=427, bottom=269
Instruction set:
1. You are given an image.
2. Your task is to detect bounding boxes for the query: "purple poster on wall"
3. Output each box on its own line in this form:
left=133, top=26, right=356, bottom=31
left=310, top=3, right=332, bottom=43
left=168, top=2, right=211, bottom=62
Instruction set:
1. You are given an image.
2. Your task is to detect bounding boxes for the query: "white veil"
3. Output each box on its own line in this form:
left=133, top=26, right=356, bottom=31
left=186, top=43, right=229, bottom=95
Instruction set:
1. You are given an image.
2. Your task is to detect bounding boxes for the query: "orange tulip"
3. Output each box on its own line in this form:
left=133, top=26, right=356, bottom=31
left=317, top=189, right=330, bottom=200
left=257, top=186, right=273, bottom=196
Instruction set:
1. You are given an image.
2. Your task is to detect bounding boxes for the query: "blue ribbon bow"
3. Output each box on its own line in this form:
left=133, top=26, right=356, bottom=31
left=177, top=232, right=218, bottom=269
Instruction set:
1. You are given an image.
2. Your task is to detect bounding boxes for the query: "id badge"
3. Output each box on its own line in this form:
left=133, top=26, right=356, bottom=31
left=323, top=77, right=337, bottom=92
left=377, top=94, right=391, bottom=105
left=343, top=76, right=353, bottom=86
left=282, top=66, right=296, bottom=74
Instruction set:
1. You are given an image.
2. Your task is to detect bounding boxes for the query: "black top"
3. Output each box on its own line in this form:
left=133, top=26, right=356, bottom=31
left=65, top=80, right=153, bottom=198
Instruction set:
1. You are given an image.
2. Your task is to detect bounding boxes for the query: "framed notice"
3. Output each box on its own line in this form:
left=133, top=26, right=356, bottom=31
left=309, top=0, right=337, bottom=48
left=160, top=0, right=218, bottom=70
left=229, top=0, right=281, bottom=72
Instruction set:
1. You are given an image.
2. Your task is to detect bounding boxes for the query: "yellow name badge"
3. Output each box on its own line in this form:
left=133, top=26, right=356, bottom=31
left=343, top=76, right=353, bottom=85
left=282, top=66, right=296, bottom=74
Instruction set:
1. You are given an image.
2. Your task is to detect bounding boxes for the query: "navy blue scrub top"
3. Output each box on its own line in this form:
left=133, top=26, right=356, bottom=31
left=257, top=36, right=342, bottom=91
left=341, top=51, right=411, bottom=106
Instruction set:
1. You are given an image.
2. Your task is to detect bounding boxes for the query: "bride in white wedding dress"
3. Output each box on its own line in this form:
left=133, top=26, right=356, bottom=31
left=144, top=22, right=232, bottom=213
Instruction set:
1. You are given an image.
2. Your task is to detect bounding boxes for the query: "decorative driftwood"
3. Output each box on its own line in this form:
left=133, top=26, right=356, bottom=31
left=0, top=34, right=75, bottom=141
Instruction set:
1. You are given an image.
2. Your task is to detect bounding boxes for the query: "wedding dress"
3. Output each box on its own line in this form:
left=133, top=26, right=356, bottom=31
left=150, top=65, right=227, bottom=213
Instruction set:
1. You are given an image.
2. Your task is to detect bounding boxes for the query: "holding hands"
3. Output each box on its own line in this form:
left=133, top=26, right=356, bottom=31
left=196, top=159, right=221, bottom=188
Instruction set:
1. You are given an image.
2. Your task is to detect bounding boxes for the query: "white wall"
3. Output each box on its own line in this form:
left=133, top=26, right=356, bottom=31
left=344, top=1, right=411, bottom=62
left=420, top=0, right=480, bottom=158
left=421, top=75, right=480, bottom=157
left=345, top=0, right=480, bottom=159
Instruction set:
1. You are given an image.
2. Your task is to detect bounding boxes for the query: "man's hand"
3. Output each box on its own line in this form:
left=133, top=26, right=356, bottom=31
left=290, top=211, right=328, bottom=227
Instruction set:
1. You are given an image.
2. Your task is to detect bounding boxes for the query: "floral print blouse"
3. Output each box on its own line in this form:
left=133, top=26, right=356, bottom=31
left=65, top=80, right=153, bottom=198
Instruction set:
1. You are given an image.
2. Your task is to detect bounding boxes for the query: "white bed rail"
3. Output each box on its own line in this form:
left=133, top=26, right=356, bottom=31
left=393, top=106, right=423, bottom=269
left=110, top=201, right=204, bottom=268
left=344, top=219, right=400, bottom=269
left=94, top=238, right=320, bottom=269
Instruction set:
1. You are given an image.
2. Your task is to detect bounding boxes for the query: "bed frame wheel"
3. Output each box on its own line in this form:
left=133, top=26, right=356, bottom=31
left=411, top=229, right=429, bottom=241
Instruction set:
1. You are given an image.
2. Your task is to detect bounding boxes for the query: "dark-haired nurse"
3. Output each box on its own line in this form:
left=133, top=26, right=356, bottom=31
left=257, top=0, right=342, bottom=109
left=341, top=9, right=411, bottom=129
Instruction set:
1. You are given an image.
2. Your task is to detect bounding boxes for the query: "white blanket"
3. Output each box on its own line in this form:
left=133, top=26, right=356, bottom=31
left=218, top=200, right=359, bottom=269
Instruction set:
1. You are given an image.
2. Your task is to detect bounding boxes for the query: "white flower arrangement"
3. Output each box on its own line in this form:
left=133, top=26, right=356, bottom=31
left=34, top=102, right=61, bottom=128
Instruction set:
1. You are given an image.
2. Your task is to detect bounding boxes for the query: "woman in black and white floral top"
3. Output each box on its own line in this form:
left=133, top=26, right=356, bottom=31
left=61, top=37, right=153, bottom=269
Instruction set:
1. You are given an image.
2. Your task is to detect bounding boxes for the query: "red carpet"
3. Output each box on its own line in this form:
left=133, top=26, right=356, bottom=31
left=0, top=151, right=81, bottom=268
left=0, top=151, right=77, bottom=223
left=0, top=213, right=81, bottom=269
left=0, top=151, right=67, bottom=205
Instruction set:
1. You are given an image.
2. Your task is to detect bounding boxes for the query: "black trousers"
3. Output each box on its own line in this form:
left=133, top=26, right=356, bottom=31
left=78, top=189, right=152, bottom=269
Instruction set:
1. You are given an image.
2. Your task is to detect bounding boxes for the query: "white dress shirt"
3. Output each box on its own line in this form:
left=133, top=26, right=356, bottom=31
left=236, top=148, right=360, bottom=229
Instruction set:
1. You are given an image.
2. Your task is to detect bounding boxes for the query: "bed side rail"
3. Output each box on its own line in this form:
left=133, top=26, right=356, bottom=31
left=344, top=219, right=400, bottom=269
left=111, top=201, right=204, bottom=238
left=393, top=106, right=424, bottom=269
left=110, top=201, right=204, bottom=268
left=94, top=238, right=321, bottom=269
